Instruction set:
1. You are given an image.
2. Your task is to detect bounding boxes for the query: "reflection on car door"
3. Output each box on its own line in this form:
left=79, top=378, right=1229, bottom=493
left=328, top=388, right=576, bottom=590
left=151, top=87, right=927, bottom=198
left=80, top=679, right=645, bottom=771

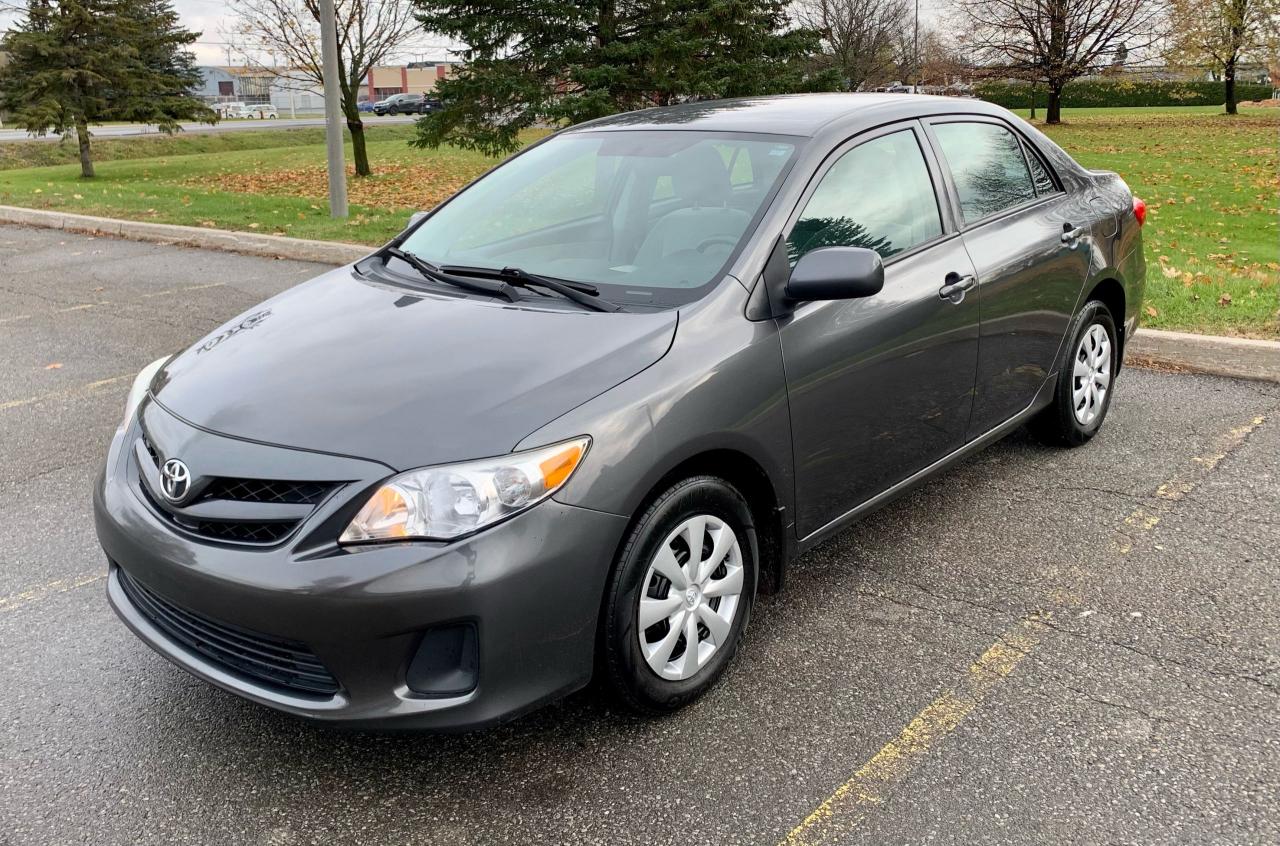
left=926, top=119, right=1092, bottom=434
left=778, top=123, right=980, bottom=538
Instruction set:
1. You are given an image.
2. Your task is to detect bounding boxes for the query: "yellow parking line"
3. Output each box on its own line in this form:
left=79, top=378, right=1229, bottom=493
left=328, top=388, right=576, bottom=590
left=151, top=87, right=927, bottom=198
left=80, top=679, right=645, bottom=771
left=0, top=281, right=221, bottom=324
left=0, top=571, right=104, bottom=613
left=141, top=282, right=225, bottom=298
left=781, top=620, right=1043, bottom=846
left=780, top=412, right=1266, bottom=844
left=0, top=373, right=131, bottom=412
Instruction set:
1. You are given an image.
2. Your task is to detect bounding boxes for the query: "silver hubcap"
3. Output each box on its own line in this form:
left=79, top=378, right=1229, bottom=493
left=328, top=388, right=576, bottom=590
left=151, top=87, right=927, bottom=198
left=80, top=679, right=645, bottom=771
left=637, top=515, right=744, bottom=681
left=1073, top=324, right=1112, bottom=426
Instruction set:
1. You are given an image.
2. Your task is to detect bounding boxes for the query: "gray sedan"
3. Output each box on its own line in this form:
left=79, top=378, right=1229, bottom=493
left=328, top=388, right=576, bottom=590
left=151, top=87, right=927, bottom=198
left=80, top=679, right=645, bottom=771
left=95, top=94, right=1146, bottom=729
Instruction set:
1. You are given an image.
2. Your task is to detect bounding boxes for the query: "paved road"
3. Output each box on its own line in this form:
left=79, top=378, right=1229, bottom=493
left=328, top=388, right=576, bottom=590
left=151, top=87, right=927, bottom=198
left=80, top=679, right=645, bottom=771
left=0, top=115, right=416, bottom=144
left=2, top=224, right=1277, bottom=846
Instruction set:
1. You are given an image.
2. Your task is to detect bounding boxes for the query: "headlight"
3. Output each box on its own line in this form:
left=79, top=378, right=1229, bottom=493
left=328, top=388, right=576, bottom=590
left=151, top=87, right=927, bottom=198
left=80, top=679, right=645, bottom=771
left=119, top=356, right=169, bottom=431
left=340, top=436, right=590, bottom=543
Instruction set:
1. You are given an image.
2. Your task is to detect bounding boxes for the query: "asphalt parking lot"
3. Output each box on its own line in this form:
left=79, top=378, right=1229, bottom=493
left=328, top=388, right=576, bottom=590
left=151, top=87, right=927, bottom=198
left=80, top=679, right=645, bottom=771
left=2, top=224, right=1277, bottom=846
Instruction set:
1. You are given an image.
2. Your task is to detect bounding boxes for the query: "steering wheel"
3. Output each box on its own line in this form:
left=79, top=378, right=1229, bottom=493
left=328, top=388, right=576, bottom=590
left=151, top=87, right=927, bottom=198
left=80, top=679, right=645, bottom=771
left=695, top=236, right=738, bottom=253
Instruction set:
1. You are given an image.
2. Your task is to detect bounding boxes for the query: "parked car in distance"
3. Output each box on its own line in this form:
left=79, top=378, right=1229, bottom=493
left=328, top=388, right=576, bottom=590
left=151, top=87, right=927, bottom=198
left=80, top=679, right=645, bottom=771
left=222, top=103, right=277, bottom=120
left=357, top=100, right=375, bottom=113
left=97, top=94, right=1146, bottom=731
left=212, top=101, right=246, bottom=119
left=372, top=93, right=429, bottom=115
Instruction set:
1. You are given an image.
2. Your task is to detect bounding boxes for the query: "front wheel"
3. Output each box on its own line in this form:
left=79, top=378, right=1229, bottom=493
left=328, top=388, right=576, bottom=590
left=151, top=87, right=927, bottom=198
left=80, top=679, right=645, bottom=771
left=1031, top=300, right=1119, bottom=447
left=601, top=476, right=757, bottom=714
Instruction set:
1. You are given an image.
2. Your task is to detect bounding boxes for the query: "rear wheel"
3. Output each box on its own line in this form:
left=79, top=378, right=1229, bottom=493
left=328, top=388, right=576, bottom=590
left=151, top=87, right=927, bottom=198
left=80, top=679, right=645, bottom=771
left=601, top=476, right=757, bottom=714
left=1031, top=301, right=1118, bottom=446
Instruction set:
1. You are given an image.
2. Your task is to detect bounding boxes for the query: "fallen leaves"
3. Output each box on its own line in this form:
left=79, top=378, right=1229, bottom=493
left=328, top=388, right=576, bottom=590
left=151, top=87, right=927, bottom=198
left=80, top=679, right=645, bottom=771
left=183, top=160, right=492, bottom=213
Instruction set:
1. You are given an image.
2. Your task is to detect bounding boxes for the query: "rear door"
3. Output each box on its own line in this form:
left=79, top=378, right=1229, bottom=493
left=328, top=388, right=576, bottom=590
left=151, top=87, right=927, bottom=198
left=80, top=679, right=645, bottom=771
left=779, top=122, right=981, bottom=538
left=924, top=118, right=1091, bottom=435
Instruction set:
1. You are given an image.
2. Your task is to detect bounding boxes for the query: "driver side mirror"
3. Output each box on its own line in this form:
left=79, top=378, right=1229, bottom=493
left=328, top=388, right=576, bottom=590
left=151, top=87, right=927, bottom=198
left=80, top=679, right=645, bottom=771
left=407, top=211, right=428, bottom=230
left=786, top=246, right=885, bottom=302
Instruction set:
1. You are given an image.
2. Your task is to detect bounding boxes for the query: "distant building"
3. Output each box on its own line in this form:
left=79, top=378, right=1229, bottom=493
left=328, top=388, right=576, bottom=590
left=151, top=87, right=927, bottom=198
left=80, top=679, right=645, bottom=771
left=196, top=67, right=276, bottom=105
left=196, top=62, right=461, bottom=113
left=363, top=61, right=460, bottom=101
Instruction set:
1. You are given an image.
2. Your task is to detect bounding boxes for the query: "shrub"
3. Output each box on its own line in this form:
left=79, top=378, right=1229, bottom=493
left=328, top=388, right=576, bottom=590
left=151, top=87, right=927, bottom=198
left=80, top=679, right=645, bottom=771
left=975, top=79, right=1274, bottom=109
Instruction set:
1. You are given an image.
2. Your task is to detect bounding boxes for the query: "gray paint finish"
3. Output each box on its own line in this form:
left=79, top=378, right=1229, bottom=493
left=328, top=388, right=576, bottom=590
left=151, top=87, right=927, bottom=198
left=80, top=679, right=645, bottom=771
left=94, top=94, right=1146, bottom=729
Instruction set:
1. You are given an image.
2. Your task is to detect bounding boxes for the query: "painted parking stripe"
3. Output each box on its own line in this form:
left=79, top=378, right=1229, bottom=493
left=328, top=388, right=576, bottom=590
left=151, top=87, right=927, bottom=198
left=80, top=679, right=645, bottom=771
left=0, top=373, right=131, bottom=412
left=0, top=572, right=104, bottom=613
left=782, top=619, right=1043, bottom=846
left=779, top=412, right=1267, bottom=845
left=0, top=282, right=224, bottom=325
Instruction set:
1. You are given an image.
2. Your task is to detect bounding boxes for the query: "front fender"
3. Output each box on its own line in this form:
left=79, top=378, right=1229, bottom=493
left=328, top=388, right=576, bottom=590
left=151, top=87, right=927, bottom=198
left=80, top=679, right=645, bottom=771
left=515, top=279, right=794, bottom=525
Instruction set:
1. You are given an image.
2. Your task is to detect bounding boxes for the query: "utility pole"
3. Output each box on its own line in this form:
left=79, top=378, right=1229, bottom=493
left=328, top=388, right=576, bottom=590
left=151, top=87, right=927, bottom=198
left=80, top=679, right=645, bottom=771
left=318, top=0, right=348, bottom=218
left=913, top=0, right=919, bottom=93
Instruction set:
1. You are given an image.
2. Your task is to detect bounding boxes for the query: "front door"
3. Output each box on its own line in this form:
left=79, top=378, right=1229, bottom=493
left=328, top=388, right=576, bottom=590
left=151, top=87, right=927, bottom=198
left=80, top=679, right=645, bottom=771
left=779, top=123, right=980, bottom=538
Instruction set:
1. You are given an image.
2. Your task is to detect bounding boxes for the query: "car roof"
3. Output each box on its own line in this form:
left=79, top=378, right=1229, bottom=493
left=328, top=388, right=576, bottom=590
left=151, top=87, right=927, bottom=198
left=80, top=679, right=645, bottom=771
left=568, top=93, right=1009, bottom=137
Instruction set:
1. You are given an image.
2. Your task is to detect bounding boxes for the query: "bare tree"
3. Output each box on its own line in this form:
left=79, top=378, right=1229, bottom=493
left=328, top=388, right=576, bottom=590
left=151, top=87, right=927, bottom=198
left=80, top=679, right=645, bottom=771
left=794, top=0, right=910, bottom=90
left=1167, top=0, right=1279, bottom=113
left=227, top=0, right=419, bottom=176
left=887, top=24, right=969, bottom=88
left=950, top=0, right=1164, bottom=123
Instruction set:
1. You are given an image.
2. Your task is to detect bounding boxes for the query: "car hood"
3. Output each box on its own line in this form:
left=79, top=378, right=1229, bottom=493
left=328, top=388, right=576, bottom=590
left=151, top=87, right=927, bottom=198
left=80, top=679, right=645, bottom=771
left=151, top=267, right=676, bottom=471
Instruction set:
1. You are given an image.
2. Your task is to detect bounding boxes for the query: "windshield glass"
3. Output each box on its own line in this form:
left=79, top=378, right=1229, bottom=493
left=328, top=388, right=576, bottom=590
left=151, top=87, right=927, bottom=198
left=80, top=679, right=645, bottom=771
left=398, top=130, right=799, bottom=305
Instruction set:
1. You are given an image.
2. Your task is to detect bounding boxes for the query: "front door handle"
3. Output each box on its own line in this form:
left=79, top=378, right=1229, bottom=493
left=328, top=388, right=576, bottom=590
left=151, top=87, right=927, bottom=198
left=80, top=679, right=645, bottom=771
left=939, top=272, right=976, bottom=303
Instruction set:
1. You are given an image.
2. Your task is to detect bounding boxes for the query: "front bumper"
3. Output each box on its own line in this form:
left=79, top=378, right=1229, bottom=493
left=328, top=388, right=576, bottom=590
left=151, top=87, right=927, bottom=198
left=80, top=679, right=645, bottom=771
left=95, top=406, right=629, bottom=731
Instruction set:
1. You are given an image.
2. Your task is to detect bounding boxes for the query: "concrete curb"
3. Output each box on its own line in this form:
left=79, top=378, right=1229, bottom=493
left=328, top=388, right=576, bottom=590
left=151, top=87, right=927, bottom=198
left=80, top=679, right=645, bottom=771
left=1128, top=328, right=1280, bottom=384
left=3, top=204, right=1277, bottom=383
left=0, top=204, right=369, bottom=265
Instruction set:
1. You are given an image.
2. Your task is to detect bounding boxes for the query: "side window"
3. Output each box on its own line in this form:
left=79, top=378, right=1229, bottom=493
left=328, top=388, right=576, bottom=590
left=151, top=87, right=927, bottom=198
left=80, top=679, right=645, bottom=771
left=932, top=122, right=1037, bottom=223
left=788, top=129, right=943, bottom=263
left=1022, top=141, right=1057, bottom=195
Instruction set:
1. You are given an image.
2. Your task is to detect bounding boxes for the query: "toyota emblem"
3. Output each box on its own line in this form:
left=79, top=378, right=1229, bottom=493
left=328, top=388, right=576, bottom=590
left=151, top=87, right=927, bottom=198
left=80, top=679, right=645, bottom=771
left=160, top=458, right=191, bottom=502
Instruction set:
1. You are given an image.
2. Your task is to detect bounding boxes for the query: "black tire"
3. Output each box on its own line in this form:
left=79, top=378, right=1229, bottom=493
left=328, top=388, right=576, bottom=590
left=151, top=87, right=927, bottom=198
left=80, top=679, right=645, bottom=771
left=601, top=476, right=758, bottom=714
left=1030, top=300, right=1119, bottom=447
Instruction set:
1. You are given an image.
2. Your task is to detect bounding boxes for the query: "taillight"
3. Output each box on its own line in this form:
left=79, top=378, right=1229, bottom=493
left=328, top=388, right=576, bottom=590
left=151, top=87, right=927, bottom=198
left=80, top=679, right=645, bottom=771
left=1132, top=197, right=1147, bottom=227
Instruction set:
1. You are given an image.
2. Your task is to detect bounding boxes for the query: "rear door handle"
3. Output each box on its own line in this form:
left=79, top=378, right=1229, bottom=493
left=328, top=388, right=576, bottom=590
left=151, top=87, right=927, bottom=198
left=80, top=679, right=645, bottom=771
left=1061, top=224, right=1087, bottom=244
left=939, top=272, right=976, bottom=303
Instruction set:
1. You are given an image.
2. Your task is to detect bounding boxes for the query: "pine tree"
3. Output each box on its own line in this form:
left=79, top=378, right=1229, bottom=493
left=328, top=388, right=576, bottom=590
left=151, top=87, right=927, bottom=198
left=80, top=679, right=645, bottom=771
left=0, top=0, right=213, bottom=177
left=411, top=0, right=833, bottom=156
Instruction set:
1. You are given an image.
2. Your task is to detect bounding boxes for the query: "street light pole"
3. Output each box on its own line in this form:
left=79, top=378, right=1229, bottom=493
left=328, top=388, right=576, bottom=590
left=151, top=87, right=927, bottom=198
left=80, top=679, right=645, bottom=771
left=318, top=0, right=348, bottom=218
left=913, top=0, right=919, bottom=93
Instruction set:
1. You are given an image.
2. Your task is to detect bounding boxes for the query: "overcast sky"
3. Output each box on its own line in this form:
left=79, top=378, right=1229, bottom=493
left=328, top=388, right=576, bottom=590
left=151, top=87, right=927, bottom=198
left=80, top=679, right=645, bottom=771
left=4, top=0, right=947, bottom=68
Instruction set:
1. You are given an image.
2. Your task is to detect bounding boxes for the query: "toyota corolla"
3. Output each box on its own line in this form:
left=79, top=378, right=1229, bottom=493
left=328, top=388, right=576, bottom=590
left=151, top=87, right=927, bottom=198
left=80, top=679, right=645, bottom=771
left=95, top=94, right=1146, bottom=729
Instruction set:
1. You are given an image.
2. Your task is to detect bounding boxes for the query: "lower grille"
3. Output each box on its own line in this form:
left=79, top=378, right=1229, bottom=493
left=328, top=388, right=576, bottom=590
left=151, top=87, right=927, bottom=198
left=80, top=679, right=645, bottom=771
left=118, top=567, right=340, bottom=697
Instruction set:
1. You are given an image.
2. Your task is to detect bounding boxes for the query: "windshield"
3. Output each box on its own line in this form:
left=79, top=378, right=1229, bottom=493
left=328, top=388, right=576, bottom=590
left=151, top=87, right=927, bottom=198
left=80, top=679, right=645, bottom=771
left=398, top=130, right=799, bottom=305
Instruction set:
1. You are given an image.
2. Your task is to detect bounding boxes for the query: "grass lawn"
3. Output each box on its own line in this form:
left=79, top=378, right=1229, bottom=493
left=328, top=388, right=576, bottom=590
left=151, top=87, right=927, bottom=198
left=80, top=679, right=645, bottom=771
left=1027, top=106, right=1278, bottom=338
left=0, top=106, right=1275, bottom=336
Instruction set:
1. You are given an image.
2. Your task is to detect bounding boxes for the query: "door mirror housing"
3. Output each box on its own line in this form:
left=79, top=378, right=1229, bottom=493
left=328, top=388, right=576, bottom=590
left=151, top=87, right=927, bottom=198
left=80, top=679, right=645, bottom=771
left=786, top=247, right=885, bottom=302
left=407, top=211, right=428, bottom=230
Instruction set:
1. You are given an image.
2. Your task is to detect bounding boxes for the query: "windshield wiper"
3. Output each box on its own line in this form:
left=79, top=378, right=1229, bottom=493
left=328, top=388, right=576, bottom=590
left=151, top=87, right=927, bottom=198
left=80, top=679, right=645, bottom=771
left=382, top=247, right=519, bottom=303
left=439, top=265, right=624, bottom=313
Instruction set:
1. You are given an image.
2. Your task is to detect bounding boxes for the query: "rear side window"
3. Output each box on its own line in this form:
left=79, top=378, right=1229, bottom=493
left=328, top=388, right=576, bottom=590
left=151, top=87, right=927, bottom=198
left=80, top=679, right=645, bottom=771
left=1023, top=142, right=1057, bottom=195
left=788, top=129, right=943, bottom=263
left=933, top=122, right=1037, bottom=223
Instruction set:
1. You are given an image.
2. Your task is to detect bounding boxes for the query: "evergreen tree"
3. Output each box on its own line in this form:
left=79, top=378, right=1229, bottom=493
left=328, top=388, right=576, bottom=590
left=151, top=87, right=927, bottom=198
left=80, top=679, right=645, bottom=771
left=0, top=0, right=213, bottom=177
left=411, top=0, right=833, bottom=155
